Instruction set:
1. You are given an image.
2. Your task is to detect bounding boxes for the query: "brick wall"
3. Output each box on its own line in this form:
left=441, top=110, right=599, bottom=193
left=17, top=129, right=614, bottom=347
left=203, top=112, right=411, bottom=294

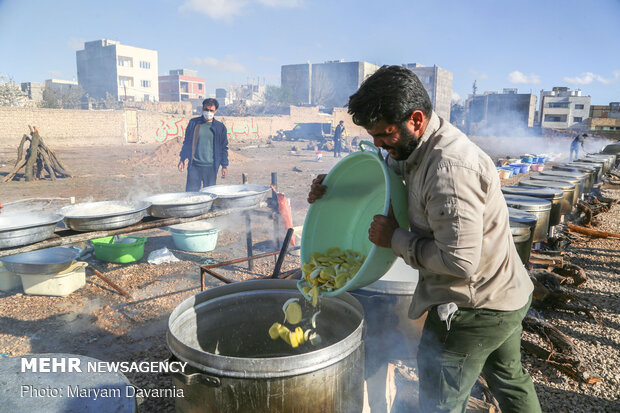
left=0, top=106, right=371, bottom=148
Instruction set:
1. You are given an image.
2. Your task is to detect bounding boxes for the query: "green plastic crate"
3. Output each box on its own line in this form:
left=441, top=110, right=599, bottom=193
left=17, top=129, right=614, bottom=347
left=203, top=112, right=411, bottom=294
left=91, top=236, right=147, bottom=263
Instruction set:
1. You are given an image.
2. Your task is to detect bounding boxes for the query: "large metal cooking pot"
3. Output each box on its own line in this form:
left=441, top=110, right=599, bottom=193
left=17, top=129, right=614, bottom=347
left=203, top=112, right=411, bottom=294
left=143, top=192, right=216, bottom=218
left=507, top=207, right=537, bottom=265
left=501, top=186, right=563, bottom=227
left=528, top=174, right=581, bottom=206
left=200, top=184, right=271, bottom=209
left=59, top=200, right=150, bottom=231
left=350, top=258, right=421, bottom=413
left=575, top=158, right=606, bottom=176
left=539, top=169, right=588, bottom=195
left=503, top=195, right=551, bottom=242
left=518, top=179, right=575, bottom=215
left=167, top=279, right=364, bottom=413
left=582, top=155, right=612, bottom=174
left=0, top=213, right=63, bottom=249
left=548, top=167, right=594, bottom=194
left=564, top=162, right=602, bottom=182
left=0, top=246, right=79, bottom=274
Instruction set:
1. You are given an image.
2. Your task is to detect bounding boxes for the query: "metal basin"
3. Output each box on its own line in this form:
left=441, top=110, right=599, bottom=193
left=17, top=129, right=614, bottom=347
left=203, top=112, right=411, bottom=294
left=503, top=194, right=551, bottom=242
left=0, top=213, right=63, bottom=249
left=518, top=179, right=575, bottom=215
left=143, top=192, right=216, bottom=218
left=167, top=279, right=364, bottom=413
left=200, top=184, right=270, bottom=209
left=0, top=246, right=79, bottom=274
left=550, top=166, right=595, bottom=194
left=502, top=186, right=563, bottom=226
left=59, top=201, right=150, bottom=232
left=539, top=169, right=588, bottom=195
left=529, top=174, right=581, bottom=206
left=507, top=207, right=537, bottom=265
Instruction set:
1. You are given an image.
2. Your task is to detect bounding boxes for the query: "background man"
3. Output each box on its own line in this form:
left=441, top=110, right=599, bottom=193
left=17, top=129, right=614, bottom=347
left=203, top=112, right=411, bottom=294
left=309, top=66, right=540, bottom=413
left=570, top=133, right=587, bottom=161
left=178, top=98, right=228, bottom=191
left=333, top=120, right=345, bottom=158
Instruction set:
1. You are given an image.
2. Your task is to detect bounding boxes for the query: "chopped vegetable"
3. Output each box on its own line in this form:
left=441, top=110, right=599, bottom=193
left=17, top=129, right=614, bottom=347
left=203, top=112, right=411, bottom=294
left=282, top=298, right=302, bottom=324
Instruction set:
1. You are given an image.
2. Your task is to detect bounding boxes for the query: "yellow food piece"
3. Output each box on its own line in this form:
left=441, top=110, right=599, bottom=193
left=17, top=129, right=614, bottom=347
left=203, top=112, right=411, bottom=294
left=295, top=327, right=305, bottom=345
left=284, top=301, right=303, bottom=325
left=268, top=322, right=281, bottom=340
left=278, top=324, right=291, bottom=345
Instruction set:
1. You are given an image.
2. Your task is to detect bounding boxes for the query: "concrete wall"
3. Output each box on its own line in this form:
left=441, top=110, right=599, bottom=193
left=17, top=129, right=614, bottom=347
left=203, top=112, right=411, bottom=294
left=0, top=106, right=372, bottom=149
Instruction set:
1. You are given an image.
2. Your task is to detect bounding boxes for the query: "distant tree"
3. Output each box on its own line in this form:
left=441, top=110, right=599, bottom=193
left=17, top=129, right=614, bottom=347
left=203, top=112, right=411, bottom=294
left=265, top=85, right=298, bottom=105
left=40, top=87, right=60, bottom=108
left=0, top=74, right=26, bottom=107
left=450, top=101, right=465, bottom=130
left=40, top=85, right=85, bottom=109
left=103, top=92, right=122, bottom=110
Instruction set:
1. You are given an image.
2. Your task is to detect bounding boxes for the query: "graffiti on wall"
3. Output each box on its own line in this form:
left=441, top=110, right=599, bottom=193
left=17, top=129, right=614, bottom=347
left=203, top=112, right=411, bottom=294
left=226, top=119, right=259, bottom=140
left=155, top=116, right=185, bottom=143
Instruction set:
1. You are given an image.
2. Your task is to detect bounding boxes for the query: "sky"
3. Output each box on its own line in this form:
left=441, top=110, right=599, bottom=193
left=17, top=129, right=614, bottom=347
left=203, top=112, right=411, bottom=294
left=0, top=0, right=619, bottom=105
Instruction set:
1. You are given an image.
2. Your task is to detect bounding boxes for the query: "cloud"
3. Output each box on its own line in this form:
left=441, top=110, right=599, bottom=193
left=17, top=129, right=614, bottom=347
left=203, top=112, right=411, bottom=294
left=179, top=0, right=247, bottom=19
left=191, top=56, right=251, bottom=73
left=259, top=56, right=277, bottom=62
left=67, top=37, right=85, bottom=50
left=508, top=70, right=541, bottom=84
left=179, top=0, right=303, bottom=19
left=469, top=69, right=488, bottom=80
left=563, top=70, right=620, bottom=85
left=451, top=91, right=461, bottom=103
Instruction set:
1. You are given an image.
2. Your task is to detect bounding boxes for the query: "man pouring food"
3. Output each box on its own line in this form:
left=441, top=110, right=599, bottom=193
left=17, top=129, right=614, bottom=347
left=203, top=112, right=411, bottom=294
left=308, top=66, right=541, bottom=413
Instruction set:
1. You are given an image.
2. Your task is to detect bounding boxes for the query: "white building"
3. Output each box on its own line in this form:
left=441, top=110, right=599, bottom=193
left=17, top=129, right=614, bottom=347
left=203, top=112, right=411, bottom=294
left=76, top=39, right=158, bottom=102
left=539, top=87, right=591, bottom=129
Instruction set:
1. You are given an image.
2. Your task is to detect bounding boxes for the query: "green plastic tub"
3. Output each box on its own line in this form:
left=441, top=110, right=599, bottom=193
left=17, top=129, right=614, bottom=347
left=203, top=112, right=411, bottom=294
left=91, top=236, right=147, bottom=263
left=299, top=141, right=409, bottom=299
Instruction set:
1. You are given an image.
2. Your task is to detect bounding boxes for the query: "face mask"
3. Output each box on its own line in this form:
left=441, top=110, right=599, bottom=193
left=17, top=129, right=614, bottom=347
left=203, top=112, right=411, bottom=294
left=203, top=111, right=214, bottom=120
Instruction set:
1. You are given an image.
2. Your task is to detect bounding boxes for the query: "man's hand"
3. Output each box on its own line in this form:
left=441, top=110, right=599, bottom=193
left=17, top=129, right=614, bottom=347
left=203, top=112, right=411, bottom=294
left=369, top=204, right=399, bottom=248
left=307, top=174, right=327, bottom=204
left=221, top=168, right=228, bottom=179
left=178, top=160, right=186, bottom=172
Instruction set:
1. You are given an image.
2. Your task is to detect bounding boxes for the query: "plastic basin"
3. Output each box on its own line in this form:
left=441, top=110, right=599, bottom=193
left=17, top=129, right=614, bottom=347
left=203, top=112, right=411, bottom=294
left=509, top=163, right=523, bottom=174
left=91, top=236, right=146, bottom=263
left=521, top=156, right=533, bottom=163
left=299, top=141, right=409, bottom=298
left=169, top=228, right=219, bottom=252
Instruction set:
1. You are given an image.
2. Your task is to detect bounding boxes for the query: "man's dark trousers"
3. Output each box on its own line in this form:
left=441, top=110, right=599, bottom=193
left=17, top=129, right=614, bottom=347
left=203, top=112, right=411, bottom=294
left=186, top=165, right=217, bottom=191
left=417, top=295, right=541, bottom=413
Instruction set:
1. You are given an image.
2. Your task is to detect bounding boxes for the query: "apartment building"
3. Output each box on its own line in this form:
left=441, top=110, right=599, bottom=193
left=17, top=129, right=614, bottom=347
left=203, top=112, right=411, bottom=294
left=159, top=69, right=205, bottom=102
left=465, top=88, right=537, bottom=136
left=402, top=63, right=453, bottom=120
left=76, top=39, right=158, bottom=102
left=538, top=87, right=590, bottom=129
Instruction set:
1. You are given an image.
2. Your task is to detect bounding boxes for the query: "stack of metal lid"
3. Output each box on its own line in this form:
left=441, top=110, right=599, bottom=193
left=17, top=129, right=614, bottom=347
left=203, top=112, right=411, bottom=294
left=539, top=169, right=589, bottom=195
left=518, top=179, right=575, bottom=214
left=529, top=174, right=581, bottom=205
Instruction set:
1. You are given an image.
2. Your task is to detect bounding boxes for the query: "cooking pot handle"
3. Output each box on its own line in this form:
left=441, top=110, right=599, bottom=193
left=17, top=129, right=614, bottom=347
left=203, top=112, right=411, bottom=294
left=359, top=140, right=384, bottom=161
left=167, top=357, right=221, bottom=387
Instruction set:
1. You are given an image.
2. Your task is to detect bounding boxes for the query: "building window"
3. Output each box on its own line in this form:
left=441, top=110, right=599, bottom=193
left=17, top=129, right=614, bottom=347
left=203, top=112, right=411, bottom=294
left=180, top=81, right=189, bottom=93
left=573, top=117, right=583, bottom=123
left=544, top=114, right=567, bottom=122
left=198, top=83, right=203, bottom=90
left=118, top=56, right=133, bottom=67
left=141, top=80, right=151, bottom=88
left=610, top=102, right=620, bottom=111
left=547, top=102, right=569, bottom=108
left=140, top=61, right=151, bottom=69
left=574, top=104, right=584, bottom=110
left=118, top=76, right=134, bottom=87
left=181, top=94, right=189, bottom=101
left=144, top=94, right=150, bottom=101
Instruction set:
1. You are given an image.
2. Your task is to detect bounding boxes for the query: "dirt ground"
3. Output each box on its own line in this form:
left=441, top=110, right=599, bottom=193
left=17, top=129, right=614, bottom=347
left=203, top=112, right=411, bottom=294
left=0, top=140, right=618, bottom=412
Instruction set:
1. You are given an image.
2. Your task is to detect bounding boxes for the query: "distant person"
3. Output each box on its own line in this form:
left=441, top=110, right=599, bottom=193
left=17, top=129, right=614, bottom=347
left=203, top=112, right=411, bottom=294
left=178, top=98, right=229, bottom=191
left=570, top=133, right=587, bottom=161
left=333, top=120, right=345, bottom=158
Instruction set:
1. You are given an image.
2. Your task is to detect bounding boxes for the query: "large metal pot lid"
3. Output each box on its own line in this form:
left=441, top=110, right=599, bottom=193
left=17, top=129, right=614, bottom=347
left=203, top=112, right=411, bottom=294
left=529, top=174, right=579, bottom=184
left=357, top=257, right=419, bottom=295
left=59, top=200, right=150, bottom=218
left=539, top=170, right=585, bottom=179
left=0, top=246, right=79, bottom=265
left=501, top=185, right=563, bottom=200
left=200, top=184, right=271, bottom=199
left=518, top=179, right=575, bottom=191
left=567, top=162, right=601, bottom=170
left=143, top=192, right=216, bottom=206
left=507, top=207, right=538, bottom=225
left=504, top=194, right=552, bottom=210
left=0, top=213, right=63, bottom=232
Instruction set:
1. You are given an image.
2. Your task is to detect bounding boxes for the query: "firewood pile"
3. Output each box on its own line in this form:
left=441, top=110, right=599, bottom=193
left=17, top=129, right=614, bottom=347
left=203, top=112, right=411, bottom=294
left=2, top=126, right=71, bottom=182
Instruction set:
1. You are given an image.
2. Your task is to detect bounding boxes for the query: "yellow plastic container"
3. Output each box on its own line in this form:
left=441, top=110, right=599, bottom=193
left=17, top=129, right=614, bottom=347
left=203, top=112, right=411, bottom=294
left=0, top=262, right=22, bottom=292
left=19, top=261, right=87, bottom=297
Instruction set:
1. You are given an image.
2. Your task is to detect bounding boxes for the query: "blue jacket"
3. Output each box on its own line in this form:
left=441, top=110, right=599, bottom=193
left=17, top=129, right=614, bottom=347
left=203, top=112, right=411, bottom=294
left=180, top=117, right=229, bottom=172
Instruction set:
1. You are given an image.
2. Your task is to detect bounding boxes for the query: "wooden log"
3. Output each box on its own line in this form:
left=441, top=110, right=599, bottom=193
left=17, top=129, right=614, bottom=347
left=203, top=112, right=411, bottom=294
left=38, top=149, right=56, bottom=181
left=567, top=223, right=620, bottom=239
left=24, top=129, right=41, bottom=182
left=14, top=134, right=29, bottom=168
left=552, top=263, right=587, bottom=287
left=89, top=266, right=129, bottom=297
left=2, top=158, right=27, bottom=182
left=529, top=253, right=563, bottom=266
